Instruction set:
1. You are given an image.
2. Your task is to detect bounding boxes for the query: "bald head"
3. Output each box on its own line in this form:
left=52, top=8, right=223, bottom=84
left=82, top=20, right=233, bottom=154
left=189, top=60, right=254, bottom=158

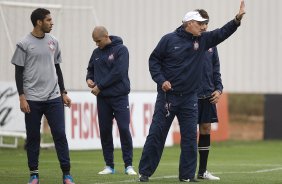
left=92, top=26, right=108, bottom=38
left=92, top=26, right=111, bottom=49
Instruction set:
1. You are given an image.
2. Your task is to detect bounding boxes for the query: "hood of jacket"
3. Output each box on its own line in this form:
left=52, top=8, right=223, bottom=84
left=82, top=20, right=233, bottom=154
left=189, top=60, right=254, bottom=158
left=104, top=35, right=123, bottom=49
left=175, top=25, right=195, bottom=39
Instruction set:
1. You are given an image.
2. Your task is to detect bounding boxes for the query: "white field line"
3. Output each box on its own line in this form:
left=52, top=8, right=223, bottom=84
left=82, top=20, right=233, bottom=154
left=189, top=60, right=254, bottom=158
left=214, top=167, right=282, bottom=174
left=159, top=163, right=282, bottom=167
left=39, top=160, right=282, bottom=168
left=92, top=175, right=177, bottom=184
left=91, top=167, right=282, bottom=184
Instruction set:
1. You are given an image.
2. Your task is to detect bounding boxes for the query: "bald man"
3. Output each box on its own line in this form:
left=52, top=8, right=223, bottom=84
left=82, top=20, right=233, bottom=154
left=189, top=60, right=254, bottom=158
left=86, top=26, right=137, bottom=175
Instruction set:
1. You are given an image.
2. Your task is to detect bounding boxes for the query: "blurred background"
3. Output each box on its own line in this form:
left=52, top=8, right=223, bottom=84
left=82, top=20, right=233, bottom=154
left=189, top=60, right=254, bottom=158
left=0, top=0, right=281, bottom=143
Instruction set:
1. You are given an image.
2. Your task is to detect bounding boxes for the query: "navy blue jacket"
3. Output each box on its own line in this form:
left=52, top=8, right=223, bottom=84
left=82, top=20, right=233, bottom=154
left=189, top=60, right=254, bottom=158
left=197, top=47, right=223, bottom=98
left=149, top=19, right=239, bottom=94
left=86, top=36, right=130, bottom=97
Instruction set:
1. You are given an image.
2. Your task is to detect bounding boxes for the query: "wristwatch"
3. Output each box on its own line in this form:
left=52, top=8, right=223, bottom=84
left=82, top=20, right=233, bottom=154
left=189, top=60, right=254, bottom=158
left=62, top=90, right=68, bottom=95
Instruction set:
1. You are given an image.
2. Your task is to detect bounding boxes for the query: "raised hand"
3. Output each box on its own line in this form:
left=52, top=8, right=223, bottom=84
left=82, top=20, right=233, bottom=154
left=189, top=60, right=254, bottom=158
left=236, top=0, right=246, bottom=21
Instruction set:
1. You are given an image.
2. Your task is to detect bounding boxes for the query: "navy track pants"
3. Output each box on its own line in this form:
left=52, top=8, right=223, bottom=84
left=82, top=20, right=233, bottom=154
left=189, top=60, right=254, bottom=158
left=139, top=91, right=198, bottom=180
left=97, top=95, right=133, bottom=168
left=25, top=97, right=70, bottom=171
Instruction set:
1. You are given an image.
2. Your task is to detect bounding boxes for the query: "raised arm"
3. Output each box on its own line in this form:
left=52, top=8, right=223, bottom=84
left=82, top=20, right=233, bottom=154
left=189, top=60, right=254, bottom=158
left=204, top=0, right=246, bottom=50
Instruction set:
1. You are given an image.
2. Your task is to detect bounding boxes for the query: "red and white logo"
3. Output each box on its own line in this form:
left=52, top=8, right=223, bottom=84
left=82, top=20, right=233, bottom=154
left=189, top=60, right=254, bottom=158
left=108, top=54, right=114, bottom=61
left=48, top=41, right=55, bottom=51
left=193, top=41, right=199, bottom=50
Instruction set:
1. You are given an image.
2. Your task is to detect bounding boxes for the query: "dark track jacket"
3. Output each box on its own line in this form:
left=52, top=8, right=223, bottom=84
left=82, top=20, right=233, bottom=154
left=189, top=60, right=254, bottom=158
left=197, top=47, right=223, bottom=99
left=86, top=36, right=130, bottom=97
left=149, top=19, right=239, bottom=94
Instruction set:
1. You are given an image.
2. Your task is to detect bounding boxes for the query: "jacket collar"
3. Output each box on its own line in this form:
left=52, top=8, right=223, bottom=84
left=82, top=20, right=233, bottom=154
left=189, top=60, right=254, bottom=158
left=175, top=25, right=194, bottom=39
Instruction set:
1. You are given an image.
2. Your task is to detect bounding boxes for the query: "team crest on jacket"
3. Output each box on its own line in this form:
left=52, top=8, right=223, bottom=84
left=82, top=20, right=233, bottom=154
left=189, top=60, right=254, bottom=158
left=193, top=41, right=199, bottom=50
left=108, top=54, right=114, bottom=61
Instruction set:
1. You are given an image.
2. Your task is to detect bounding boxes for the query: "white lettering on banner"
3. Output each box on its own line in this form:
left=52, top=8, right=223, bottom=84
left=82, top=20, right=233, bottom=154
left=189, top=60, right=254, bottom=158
left=65, top=92, right=173, bottom=150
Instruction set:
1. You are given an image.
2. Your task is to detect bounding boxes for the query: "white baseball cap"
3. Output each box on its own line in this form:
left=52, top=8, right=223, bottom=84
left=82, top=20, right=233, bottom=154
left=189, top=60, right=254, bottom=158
left=182, top=11, right=208, bottom=22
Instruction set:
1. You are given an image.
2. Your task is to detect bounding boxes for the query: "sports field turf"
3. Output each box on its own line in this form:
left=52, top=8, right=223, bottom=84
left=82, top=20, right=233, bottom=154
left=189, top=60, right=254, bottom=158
left=0, top=140, right=282, bottom=184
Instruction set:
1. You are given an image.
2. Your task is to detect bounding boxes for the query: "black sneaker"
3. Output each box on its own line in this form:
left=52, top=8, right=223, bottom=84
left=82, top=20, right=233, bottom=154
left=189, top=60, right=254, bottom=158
left=179, top=178, right=199, bottom=182
left=139, top=174, right=149, bottom=182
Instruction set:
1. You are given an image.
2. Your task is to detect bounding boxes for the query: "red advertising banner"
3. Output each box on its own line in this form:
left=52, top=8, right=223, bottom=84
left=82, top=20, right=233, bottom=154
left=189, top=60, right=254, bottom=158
left=65, top=91, right=174, bottom=150
left=172, top=93, right=229, bottom=144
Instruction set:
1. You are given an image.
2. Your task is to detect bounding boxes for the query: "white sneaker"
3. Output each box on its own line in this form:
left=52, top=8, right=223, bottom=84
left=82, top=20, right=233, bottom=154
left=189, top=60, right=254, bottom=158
left=179, top=178, right=198, bottom=182
left=198, top=170, right=220, bottom=180
left=98, top=166, right=115, bottom=174
left=125, top=166, right=137, bottom=175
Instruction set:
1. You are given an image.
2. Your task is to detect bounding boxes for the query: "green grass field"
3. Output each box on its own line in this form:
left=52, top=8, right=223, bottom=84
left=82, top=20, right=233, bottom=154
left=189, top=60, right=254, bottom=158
left=1, top=140, right=282, bottom=184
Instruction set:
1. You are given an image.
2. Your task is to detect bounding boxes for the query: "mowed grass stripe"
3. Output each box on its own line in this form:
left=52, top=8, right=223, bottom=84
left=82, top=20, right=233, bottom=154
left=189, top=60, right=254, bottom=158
left=0, top=140, right=282, bottom=184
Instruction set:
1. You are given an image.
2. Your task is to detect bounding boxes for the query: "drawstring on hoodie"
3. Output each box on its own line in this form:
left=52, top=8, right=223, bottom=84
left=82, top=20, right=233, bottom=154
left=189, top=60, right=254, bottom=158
left=164, top=92, right=171, bottom=117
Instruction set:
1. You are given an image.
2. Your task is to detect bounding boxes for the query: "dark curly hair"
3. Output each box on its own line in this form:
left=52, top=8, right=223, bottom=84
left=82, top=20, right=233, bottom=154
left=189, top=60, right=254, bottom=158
left=195, top=9, right=209, bottom=21
left=30, top=8, right=50, bottom=27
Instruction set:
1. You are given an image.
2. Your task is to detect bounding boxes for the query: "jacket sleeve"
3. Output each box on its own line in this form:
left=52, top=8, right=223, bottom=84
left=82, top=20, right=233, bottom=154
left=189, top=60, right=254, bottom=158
left=55, top=64, right=66, bottom=93
left=15, top=65, right=24, bottom=95
left=97, top=46, right=129, bottom=90
left=86, top=52, right=95, bottom=81
left=149, top=36, right=167, bottom=86
left=212, top=47, right=223, bottom=93
left=204, top=19, right=240, bottom=50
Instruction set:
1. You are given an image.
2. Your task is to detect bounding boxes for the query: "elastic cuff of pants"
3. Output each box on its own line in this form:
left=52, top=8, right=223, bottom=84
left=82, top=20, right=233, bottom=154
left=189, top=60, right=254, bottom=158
left=107, top=164, right=114, bottom=169
left=63, top=171, right=70, bottom=175
left=61, top=165, right=70, bottom=175
left=125, top=163, right=132, bottom=168
left=29, top=166, right=38, bottom=171
left=30, top=169, right=39, bottom=176
left=198, top=169, right=206, bottom=175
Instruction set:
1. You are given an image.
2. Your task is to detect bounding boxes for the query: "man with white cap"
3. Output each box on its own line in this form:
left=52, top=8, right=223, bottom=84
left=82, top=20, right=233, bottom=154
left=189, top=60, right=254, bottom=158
left=138, top=0, right=245, bottom=182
